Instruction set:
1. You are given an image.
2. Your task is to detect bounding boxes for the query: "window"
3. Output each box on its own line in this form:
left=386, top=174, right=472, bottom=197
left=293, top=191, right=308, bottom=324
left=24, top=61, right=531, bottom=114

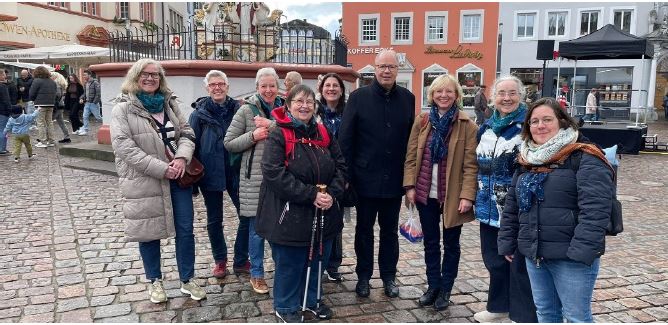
left=117, top=2, right=130, bottom=19
left=460, top=10, right=484, bottom=43
left=457, top=64, right=483, bottom=110
left=193, top=2, right=204, bottom=10
left=81, top=2, right=99, bottom=16
left=579, top=10, right=599, bottom=35
left=359, top=13, right=380, bottom=45
left=547, top=11, right=568, bottom=37
left=614, top=10, right=633, bottom=33
left=516, top=12, right=536, bottom=38
left=48, top=2, right=67, bottom=8
left=421, top=64, right=448, bottom=109
left=425, top=11, right=447, bottom=44
left=391, top=12, right=413, bottom=45
left=140, top=3, right=153, bottom=22
left=169, top=8, right=184, bottom=32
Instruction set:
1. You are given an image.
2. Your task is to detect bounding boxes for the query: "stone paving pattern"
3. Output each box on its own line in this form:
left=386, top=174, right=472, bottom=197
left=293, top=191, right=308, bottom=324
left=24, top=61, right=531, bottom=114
left=1, top=120, right=668, bottom=323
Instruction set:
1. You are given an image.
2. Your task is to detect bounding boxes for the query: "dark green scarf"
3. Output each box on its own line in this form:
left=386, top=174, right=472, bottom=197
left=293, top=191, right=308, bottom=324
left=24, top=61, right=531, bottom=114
left=490, top=102, right=526, bottom=135
left=137, top=92, right=165, bottom=114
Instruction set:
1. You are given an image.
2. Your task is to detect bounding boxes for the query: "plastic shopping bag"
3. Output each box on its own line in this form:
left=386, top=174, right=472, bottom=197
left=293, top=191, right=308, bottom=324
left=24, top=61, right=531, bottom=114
left=399, top=208, right=424, bottom=243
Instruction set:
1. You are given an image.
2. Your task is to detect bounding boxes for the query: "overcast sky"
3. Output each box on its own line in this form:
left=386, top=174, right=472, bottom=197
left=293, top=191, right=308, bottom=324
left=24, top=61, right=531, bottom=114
left=264, top=1, right=342, bottom=38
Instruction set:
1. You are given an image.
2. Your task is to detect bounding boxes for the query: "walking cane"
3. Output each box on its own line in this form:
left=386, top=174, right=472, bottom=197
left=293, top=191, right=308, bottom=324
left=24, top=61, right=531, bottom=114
left=315, top=184, right=328, bottom=311
left=301, top=186, right=323, bottom=322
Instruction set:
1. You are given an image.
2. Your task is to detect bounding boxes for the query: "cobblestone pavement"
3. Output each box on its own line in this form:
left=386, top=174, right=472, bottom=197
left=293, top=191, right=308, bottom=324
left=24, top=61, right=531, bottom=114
left=1, top=120, right=668, bottom=323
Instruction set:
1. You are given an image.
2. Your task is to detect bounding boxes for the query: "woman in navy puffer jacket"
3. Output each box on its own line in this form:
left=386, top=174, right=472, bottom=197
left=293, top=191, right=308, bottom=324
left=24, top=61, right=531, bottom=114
left=498, top=97, right=613, bottom=323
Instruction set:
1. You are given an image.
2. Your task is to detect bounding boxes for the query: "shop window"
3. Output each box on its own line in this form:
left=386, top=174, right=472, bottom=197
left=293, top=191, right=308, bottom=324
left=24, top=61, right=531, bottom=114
left=461, top=10, right=483, bottom=43
left=357, top=65, right=376, bottom=88
left=425, top=11, right=447, bottom=44
left=456, top=64, right=483, bottom=110
left=515, top=11, right=537, bottom=39
left=579, top=10, right=600, bottom=36
left=546, top=10, right=569, bottom=38
left=391, top=13, right=413, bottom=45
left=613, top=9, right=633, bottom=33
left=421, top=64, right=449, bottom=109
left=359, top=14, right=380, bottom=46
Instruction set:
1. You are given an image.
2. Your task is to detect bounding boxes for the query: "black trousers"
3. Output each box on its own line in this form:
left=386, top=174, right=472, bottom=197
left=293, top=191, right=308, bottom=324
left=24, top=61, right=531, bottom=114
left=480, top=223, right=537, bottom=323
left=354, top=196, right=402, bottom=282
left=68, top=101, right=82, bottom=132
left=326, top=231, right=343, bottom=272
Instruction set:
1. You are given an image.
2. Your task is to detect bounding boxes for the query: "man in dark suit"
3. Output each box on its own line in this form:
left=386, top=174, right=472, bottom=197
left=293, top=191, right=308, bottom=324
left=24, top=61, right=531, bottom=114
left=339, top=50, right=415, bottom=298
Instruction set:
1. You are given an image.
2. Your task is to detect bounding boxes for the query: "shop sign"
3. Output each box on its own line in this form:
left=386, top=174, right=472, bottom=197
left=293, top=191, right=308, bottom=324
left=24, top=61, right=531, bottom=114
left=424, top=45, right=483, bottom=60
left=347, top=47, right=394, bottom=55
left=0, top=22, right=71, bottom=41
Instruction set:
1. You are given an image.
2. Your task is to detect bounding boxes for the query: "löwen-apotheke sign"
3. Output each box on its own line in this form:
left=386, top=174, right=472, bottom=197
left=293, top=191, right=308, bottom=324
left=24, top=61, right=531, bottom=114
left=424, top=45, right=483, bottom=60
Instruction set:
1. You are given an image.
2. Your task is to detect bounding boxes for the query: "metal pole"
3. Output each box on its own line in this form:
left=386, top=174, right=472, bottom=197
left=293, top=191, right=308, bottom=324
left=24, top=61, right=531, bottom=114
left=572, top=60, right=577, bottom=117
left=636, top=54, right=645, bottom=125
left=556, top=58, right=561, bottom=97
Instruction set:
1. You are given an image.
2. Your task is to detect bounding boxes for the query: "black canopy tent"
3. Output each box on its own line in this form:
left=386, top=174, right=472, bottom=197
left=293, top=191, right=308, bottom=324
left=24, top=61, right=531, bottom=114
left=556, top=24, right=653, bottom=124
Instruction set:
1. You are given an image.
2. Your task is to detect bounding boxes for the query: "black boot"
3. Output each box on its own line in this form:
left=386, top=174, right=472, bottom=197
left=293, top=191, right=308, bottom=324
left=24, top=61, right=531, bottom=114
left=383, top=279, right=399, bottom=298
left=356, top=279, right=370, bottom=297
left=418, top=287, right=440, bottom=306
left=434, top=290, right=451, bottom=311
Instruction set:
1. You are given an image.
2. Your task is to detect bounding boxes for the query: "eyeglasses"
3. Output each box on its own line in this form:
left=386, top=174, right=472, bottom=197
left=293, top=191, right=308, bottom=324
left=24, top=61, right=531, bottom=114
left=291, top=99, right=315, bottom=107
left=496, top=91, right=519, bottom=98
left=208, top=82, right=227, bottom=89
left=375, top=64, right=398, bottom=71
left=529, top=117, right=556, bottom=127
left=140, top=72, right=160, bottom=80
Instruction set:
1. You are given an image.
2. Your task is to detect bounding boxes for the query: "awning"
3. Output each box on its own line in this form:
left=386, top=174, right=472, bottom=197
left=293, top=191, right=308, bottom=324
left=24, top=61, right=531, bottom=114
left=0, top=44, right=109, bottom=60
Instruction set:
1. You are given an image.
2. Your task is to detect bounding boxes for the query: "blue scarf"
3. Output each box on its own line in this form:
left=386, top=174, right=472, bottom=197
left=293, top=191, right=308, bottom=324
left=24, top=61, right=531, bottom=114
left=203, top=96, right=234, bottom=125
left=286, top=110, right=315, bottom=132
left=428, top=104, right=457, bottom=164
left=490, top=103, right=526, bottom=135
left=321, top=105, right=342, bottom=137
left=137, top=92, right=165, bottom=114
left=257, top=94, right=282, bottom=119
left=517, top=171, right=549, bottom=212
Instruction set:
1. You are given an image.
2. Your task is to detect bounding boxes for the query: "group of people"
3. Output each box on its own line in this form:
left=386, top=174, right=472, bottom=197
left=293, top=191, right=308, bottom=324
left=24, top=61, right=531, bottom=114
left=109, top=50, right=614, bottom=323
left=0, top=67, right=103, bottom=161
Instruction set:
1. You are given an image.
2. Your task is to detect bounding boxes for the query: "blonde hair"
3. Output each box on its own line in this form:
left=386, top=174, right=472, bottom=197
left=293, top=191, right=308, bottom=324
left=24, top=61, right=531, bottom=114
left=427, top=74, right=464, bottom=108
left=50, top=72, right=67, bottom=89
left=120, top=58, right=171, bottom=95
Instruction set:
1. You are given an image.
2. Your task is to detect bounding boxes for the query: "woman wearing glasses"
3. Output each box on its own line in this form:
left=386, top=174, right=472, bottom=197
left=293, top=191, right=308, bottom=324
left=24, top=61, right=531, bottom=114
left=498, top=97, right=613, bottom=322
left=110, top=59, right=204, bottom=304
left=224, top=67, right=284, bottom=295
left=256, top=84, right=346, bottom=322
left=473, top=75, right=537, bottom=323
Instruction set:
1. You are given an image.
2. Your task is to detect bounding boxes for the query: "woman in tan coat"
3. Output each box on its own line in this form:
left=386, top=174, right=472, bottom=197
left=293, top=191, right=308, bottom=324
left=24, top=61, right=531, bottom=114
left=110, top=59, right=204, bottom=305
left=403, top=74, right=478, bottom=311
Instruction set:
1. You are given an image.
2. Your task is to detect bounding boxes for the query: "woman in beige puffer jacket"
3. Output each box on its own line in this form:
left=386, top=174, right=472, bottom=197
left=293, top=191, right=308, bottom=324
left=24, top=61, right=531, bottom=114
left=110, top=59, right=204, bottom=304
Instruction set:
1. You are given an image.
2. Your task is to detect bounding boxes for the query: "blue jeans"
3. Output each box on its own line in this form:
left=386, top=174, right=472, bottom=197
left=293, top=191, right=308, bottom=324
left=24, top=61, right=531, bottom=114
left=0, top=114, right=9, bottom=152
left=138, top=181, right=195, bottom=282
left=271, top=240, right=333, bottom=314
left=82, top=102, right=102, bottom=132
left=525, top=257, right=600, bottom=323
left=583, top=113, right=596, bottom=121
left=417, top=198, right=462, bottom=293
left=201, top=189, right=249, bottom=266
left=248, top=217, right=265, bottom=278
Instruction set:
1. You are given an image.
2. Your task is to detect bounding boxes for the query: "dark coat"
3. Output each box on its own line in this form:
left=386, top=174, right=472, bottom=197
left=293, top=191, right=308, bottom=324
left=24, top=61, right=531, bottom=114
left=339, top=79, right=415, bottom=198
left=256, top=109, right=346, bottom=247
left=65, top=82, right=84, bottom=110
left=0, top=83, right=10, bottom=116
left=3, top=80, right=18, bottom=105
left=190, top=96, right=240, bottom=191
left=498, top=148, right=613, bottom=266
left=29, top=78, right=57, bottom=106
left=16, top=76, right=32, bottom=102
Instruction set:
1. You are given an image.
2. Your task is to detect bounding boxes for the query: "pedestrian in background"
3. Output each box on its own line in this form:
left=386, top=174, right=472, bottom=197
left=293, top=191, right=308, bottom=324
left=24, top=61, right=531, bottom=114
left=16, top=69, right=33, bottom=110
left=339, top=50, right=415, bottom=299
left=403, top=74, right=478, bottom=311
left=224, top=67, right=284, bottom=295
left=256, top=84, right=346, bottom=322
left=0, top=70, right=13, bottom=155
left=474, top=75, right=537, bottom=323
left=50, top=72, right=71, bottom=143
left=77, top=69, right=102, bottom=136
left=2, top=69, right=18, bottom=105
left=110, top=58, right=205, bottom=304
left=315, top=72, right=347, bottom=282
left=498, top=97, right=612, bottom=323
left=583, top=87, right=598, bottom=121
left=190, top=70, right=249, bottom=279
left=283, top=71, right=302, bottom=97
left=65, top=74, right=84, bottom=134
left=29, top=66, right=57, bottom=148
left=3, top=105, right=40, bottom=162
left=473, top=85, right=488, bottom=126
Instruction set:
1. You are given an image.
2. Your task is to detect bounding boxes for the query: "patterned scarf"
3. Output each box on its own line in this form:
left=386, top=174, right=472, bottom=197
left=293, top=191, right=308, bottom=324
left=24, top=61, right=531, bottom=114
left=520, top=127, right=578, bottom=166
left=428, top=104, right=457, bottom=164
left=490, top=103, right=527, bottom=135
left=137, top=92, right=165, bottom=114
left=321, top=105, right=342, bottom=137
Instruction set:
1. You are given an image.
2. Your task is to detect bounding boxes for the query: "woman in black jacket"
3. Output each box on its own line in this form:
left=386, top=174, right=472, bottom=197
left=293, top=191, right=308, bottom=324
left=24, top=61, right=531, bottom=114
left=65, top=74, right=84, bottom=134
left=498, top=97, right=613, bottom=323
left=256, top=84, right=346, bottom=323
left=29, top=66, right=57, bottom=148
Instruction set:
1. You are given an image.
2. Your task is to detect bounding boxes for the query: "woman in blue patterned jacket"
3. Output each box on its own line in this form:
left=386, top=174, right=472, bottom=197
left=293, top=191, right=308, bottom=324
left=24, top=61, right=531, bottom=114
left=473, top=75, right=537, bottom=323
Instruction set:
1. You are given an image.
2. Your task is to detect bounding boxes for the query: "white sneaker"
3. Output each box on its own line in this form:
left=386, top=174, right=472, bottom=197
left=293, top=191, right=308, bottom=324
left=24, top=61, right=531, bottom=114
left=77, top=130, right=88, bottom=136
left=47, top=142, right=55, bottom=147
left=35, top=141, right=48, bottom=148
left=474, top=310, right=510, bottom=323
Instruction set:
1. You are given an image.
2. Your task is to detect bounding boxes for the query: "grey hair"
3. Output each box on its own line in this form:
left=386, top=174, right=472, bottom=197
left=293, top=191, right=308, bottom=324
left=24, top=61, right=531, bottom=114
left=374, top=49, right=398, bottom=64
left=285, top=71, right=302, bottom=84
left=491, top=75, right=526, bottom=102
left=203, top=70, right=228, bottom=86
left=50, top=71, right=67, bottom=89
left=255, top=67, right=279, bottom=87
left=120, top=58, right=171, bottom=95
